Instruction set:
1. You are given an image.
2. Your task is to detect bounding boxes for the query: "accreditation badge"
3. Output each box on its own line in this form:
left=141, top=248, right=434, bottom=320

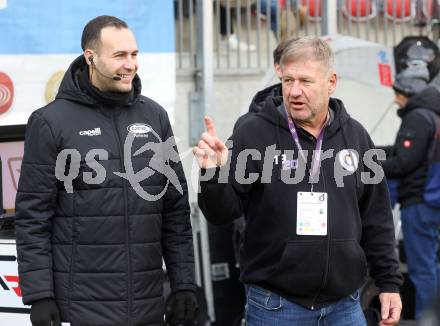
left=296, top=192, right=328, bottom=236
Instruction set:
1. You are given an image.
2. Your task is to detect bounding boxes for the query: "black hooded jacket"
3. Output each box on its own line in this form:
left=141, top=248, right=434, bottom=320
left=199, top=96, right=402, bottom=309
left=381, top=86, right=440, bottom=207
left=15, top=56, right=195, bottom=325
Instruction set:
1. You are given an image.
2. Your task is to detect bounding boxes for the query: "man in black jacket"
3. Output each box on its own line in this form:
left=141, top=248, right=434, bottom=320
left=193, top=36, right=402, bottom=325
left=15, top=15, right=197, bottom=326
left=380, top=61, right=440, bottom=320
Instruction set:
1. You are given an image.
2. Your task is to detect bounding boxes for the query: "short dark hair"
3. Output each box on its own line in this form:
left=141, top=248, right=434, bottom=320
left=81, top=15, right=128, bottom=51
left=273, top=37, right=298, bottom=65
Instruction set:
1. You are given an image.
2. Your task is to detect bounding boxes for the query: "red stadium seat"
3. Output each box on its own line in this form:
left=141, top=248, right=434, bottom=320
left=423, top=0, right=435, bottom=18
left=301, top=0, right=322, bottom=20
left=342, top=0, right=377, bottom=22
left=280, top=0, right=286, bottom=9
left=385, top=0, right=415, bottom=22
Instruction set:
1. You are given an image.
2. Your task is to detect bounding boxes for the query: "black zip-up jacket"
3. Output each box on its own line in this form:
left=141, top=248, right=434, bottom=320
left=199, top=96, right=402, bottom=309
left=15, top=56, right=195, bottom=326
left=380, top=86, right=440, bottom=207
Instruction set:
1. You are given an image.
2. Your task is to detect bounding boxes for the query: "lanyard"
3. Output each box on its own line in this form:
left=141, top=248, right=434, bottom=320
left=284, top=109, right=325, bottom=192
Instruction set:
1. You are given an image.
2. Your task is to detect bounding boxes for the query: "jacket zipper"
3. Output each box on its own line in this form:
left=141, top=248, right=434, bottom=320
left=321, top=167, right=331, bottom=290
left=67, top=191, right=77, bottom=318
left=111, top=112, right=132, bottom=325
left=307, top=136, right=331, bottom=310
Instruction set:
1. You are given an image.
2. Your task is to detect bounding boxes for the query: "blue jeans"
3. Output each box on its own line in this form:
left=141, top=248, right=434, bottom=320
left=401, top=203, right=440, bottom=319
left=245, top=285, right=367, bottom=326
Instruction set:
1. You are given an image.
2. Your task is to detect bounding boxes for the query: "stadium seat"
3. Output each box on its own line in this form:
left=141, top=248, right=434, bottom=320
left=342, top=0, right=377, bottom=22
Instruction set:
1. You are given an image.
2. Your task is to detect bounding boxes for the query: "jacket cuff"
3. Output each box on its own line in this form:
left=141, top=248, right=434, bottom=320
left=171, top=283, right=197, bottom=293
left=23, top=291, right=54, bottom=306
left=378, top=284, right=400, bottom=294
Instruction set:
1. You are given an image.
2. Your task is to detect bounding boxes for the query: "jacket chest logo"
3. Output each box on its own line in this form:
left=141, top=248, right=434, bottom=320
left=79, top=127, right=101, bottom=136
left=127, top=123, right=151, bottom=138
left=338, top=149, right=359, bottom=172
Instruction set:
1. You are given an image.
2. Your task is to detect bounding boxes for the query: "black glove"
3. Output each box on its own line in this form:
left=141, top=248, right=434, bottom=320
left=30, top=298, right=61, bottom=326
left=166, top=290, right=198, bottom=326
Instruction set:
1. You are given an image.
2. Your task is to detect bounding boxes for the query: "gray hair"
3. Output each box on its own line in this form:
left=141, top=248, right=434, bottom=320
left=280, top=36, right=335, bottom=76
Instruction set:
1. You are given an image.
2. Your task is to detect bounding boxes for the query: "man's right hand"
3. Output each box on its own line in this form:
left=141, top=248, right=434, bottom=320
left=30, top=298, right=61, bottom=326
left=192, top=116, right=228, bottom=169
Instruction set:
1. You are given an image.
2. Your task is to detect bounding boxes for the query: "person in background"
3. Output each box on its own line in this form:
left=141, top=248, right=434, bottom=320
left=379, top=60, right=440, bottom=320
left=219, top=0, right=257, bottom=51
left=233, top=36, right=296, bottom=131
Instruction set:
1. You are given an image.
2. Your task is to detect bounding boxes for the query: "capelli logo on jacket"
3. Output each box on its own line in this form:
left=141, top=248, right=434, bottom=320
left=79, top=128, right=101, bottom=136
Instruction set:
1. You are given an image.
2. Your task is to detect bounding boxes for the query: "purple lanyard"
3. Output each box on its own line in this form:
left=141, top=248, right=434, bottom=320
left=286, top=117, right=325, bottom=191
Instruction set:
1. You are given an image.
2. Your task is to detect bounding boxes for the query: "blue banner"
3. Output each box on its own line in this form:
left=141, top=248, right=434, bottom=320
left=0, top=0, right=174, bottom=54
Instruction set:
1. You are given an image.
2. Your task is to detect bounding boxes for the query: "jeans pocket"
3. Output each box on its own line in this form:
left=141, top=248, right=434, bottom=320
left=349, top=289, right=361, bottom=301
left=247, top=285, right=283, bottom=311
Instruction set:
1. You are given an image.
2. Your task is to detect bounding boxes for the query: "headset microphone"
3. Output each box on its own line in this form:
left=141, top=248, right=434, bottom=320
left=89, top=56, right=122, bottom=81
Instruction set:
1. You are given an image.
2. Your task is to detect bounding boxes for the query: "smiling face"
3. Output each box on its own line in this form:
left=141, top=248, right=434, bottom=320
left=85, top=26, right=138, bottom=93
left=281, top=58, right=337, bottom=128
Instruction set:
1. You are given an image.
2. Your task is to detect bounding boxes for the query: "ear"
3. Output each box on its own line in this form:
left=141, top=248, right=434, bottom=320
left=84, top=49, right=94, bottom=66
left=328, top=72, right=337, bottom=95
left=274, top=64, right=282, bottom=78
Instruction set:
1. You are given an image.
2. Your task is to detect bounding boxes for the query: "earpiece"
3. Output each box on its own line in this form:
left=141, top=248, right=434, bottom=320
left=87, top=55, right=121, bottom=81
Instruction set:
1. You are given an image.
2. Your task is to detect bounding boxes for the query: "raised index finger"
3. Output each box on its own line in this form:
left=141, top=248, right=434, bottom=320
left=204, top=116, right=217, bottom=137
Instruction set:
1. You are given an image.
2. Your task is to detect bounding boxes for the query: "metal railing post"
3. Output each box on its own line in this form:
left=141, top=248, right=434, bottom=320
left=321, top=0, right=338, bottom=35
left=189, top=0, right=216, bottom=323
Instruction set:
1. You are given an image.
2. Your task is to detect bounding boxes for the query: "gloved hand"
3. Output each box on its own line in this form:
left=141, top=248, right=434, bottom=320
left=165, top=290, right=198, bottom=326
left=30, top=298, right=61, bottom=326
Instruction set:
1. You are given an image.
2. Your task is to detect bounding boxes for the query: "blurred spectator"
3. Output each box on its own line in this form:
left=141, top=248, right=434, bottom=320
left=233, top=36, right=295, bottom=131
left=219, top=0, right=256, bottom=51
left=379, top=60, right=440, bottom=320
left=256, top=0, right=279, bottom=37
